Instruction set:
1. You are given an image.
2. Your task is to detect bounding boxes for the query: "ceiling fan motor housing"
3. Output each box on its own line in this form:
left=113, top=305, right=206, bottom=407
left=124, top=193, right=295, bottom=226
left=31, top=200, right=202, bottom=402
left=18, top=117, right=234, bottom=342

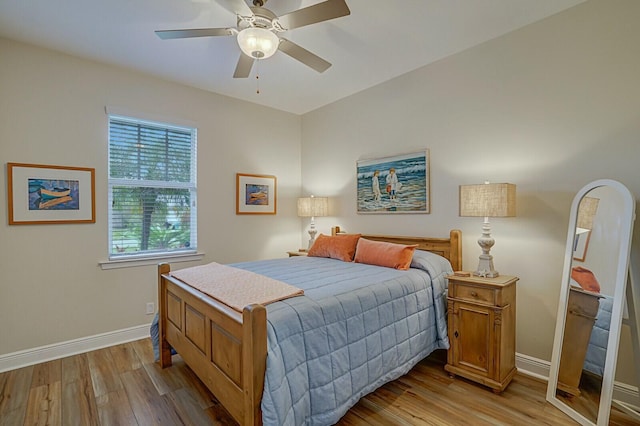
left=237, top=7, right=279, bottom=30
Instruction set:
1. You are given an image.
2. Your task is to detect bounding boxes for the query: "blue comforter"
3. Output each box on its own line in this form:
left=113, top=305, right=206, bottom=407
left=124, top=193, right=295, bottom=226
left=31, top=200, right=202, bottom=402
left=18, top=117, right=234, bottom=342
left=583, top=294, right=613, bottom=377
left=232, top=250, right=452, bottom=425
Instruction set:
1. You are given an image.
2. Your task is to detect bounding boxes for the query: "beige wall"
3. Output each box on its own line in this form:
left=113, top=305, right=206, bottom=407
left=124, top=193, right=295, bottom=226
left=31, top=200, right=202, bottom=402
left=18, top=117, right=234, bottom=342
left=0, top=38, right=302, bottom=355
left=301, top=0, right=640, bottom=383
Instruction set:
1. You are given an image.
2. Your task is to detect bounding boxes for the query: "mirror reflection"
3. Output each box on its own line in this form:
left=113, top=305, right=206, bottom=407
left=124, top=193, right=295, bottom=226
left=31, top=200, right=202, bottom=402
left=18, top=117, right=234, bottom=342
left=548, top=181, right=634, bottom=426
left=573, top=197, right=599, bottom=262
left=557, top=193, right=609, bottom=419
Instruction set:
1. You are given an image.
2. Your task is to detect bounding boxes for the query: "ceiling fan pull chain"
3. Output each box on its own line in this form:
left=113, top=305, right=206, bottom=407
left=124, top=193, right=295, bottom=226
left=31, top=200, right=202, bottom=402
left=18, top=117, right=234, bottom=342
left=256, top=59, right=261, bottom=94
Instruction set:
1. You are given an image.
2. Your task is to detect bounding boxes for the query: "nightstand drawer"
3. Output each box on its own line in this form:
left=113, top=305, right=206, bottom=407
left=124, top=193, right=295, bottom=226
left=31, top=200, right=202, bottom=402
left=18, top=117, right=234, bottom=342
left=453, top=283, right=495, bottom=305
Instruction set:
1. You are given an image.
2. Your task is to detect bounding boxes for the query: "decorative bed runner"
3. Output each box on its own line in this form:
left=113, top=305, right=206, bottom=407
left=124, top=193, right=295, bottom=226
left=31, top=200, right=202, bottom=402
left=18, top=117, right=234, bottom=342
left=170, top=262, right=304, bottom=312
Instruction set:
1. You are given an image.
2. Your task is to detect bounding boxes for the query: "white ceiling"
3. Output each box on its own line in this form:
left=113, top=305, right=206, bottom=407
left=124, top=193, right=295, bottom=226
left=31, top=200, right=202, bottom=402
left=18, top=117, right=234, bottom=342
left=0, top=0, right=585, bottom=115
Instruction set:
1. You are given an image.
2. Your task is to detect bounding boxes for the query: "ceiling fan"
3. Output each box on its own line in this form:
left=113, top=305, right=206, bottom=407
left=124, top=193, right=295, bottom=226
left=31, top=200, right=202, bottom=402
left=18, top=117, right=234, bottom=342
left=155, top=0, right=350, bottom=78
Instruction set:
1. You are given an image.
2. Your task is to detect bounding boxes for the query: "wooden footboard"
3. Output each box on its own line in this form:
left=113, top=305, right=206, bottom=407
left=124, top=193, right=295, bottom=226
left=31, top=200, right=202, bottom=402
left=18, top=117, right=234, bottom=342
left=158, top=263, right=266, bottom=426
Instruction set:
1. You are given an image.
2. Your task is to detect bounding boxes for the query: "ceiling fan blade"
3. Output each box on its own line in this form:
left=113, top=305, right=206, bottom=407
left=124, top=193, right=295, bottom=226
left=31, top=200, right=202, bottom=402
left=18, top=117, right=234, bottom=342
left=215, top=0, right=253, bottom=17
left=233, top=53, right=254, bottom=78
left=156, top=28, right=235, bottom=40
left=278, top=38, right=331, bottom=73
left=277, top=0, right=350, bottom=30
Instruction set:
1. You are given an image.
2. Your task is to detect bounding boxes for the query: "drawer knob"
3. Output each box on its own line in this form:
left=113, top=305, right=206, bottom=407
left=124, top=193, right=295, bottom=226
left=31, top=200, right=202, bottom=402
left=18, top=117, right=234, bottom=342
left=471, top=291, right=478, bottom=297
left=454, top=331, right=459, bottom=338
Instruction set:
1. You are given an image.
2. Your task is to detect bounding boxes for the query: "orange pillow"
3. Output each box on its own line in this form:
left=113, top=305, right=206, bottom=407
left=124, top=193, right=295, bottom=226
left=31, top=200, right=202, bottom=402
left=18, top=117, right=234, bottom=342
left=307, top=233, right=361, bottom=262
left=354, top=238, right=418, bottom=270
left=571, top=266, right=601, bottom=293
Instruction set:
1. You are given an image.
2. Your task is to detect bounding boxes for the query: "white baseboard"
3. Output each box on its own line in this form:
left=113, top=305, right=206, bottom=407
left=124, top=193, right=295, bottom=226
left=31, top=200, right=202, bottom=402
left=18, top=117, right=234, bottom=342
left=612, top=383, right=640, bottom=411
left=515, top=352, right=551, bottom=381
left=516, top=352, right=640, bottom=408
left=0, top=323, right=150, bottom=373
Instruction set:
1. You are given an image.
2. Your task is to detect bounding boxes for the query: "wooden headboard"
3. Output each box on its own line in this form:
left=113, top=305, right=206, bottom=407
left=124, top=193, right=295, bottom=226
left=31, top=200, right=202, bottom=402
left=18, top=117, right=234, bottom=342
left=331, top=226, right=462, bottom=272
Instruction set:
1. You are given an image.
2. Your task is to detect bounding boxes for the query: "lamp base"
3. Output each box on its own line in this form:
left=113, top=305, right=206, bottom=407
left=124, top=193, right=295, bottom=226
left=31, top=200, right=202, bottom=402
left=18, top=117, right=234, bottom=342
left=474, top=218, right=499, bottom=278
left=307, top=228, right=318, bottom=250
left=474, top=254, right=499, bottom=278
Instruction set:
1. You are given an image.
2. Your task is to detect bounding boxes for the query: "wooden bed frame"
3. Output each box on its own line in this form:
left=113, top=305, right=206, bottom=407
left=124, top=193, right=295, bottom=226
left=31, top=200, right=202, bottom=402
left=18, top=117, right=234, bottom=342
left=157, top=229, right=462, bottom=425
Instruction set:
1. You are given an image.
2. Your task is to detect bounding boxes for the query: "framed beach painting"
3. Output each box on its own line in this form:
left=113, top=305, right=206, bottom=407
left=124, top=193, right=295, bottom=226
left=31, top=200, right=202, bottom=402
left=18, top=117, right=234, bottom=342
left=357, top=150, right=430, bottom=214
left=7, top=163, right=96, bottom=224
left=236, top=173, right=277, bottom=215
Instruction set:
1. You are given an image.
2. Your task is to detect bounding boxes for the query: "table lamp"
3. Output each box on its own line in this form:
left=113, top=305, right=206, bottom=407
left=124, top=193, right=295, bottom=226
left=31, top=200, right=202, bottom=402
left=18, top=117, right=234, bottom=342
left=459, top=182, right=516, bottom=278
left=297, top=195, right=328, bottom=250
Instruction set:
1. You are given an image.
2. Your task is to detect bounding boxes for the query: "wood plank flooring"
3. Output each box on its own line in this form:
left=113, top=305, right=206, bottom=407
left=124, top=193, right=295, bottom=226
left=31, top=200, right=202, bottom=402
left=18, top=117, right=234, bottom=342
left=0, top=339, right=636, bottom=425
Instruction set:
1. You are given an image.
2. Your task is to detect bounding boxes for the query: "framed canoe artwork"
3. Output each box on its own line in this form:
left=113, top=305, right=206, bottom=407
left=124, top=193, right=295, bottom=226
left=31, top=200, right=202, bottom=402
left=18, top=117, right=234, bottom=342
left=236, top=173, right=277, bottom=215
left=356, top=150, right=430, bottom=214
left=7, top=163, right=96, bottom=224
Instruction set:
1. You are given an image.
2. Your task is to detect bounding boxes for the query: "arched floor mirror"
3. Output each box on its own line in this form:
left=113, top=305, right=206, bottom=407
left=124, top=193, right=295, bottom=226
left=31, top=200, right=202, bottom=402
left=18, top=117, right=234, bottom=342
left=546, top=179, right=636, bottom=425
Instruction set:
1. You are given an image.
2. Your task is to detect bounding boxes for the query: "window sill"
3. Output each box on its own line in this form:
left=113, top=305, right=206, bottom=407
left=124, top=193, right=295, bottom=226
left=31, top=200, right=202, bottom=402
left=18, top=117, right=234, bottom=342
left=99, top=251, right=205, bottom=270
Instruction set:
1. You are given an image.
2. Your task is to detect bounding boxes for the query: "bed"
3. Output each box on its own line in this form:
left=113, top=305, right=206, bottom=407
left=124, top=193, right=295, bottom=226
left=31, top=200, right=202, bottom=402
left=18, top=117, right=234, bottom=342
left=157, top=229, right=462, bottom=425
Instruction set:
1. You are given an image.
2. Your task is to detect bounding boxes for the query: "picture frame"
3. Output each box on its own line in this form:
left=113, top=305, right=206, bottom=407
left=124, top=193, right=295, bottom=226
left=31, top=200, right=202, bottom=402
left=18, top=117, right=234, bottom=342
left=573, top=227, right=591, bottom=261
left=356, top=150, right=430, bottom=214
left=7, top=162, right=96, bottom=225
left=236, top=173, right=277, bottom=215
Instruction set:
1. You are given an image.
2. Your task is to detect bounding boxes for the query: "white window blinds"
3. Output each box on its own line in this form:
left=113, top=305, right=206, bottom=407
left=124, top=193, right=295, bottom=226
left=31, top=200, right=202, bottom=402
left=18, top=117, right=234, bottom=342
left=108, top=115, right=197, bottom=258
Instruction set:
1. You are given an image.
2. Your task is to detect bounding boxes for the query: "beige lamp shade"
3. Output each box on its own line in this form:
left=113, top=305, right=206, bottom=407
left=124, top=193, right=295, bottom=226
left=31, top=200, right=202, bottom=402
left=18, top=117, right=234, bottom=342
left=577, top=196, right=599, bottom=230
left=459, top=183, right=516, bottom=218
left=297, top=196, right=328, bottom=217
left=459, top=182, right=516, bottom=278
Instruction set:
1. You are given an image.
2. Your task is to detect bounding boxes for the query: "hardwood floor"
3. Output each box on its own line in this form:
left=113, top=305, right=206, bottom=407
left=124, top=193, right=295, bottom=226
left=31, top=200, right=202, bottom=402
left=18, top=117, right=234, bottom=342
left=0, top=340, right=636, bottom=425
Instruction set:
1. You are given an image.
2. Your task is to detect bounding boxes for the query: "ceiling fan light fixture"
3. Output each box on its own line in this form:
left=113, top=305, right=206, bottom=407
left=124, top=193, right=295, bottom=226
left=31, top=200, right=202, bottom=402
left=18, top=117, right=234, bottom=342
left=237, top=27, right=279, bottom=59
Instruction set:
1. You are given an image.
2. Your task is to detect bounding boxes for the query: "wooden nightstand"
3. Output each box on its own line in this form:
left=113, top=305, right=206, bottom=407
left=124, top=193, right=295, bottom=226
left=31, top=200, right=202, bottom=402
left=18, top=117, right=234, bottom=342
left=287, top=250, right=308, bottom=257
left=444, top=274, right=518, bottom=393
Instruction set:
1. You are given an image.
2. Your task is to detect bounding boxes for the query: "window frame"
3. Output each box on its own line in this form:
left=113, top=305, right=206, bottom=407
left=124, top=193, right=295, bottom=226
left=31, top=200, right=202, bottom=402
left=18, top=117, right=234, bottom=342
left=105, top=113, right=200, bottom=266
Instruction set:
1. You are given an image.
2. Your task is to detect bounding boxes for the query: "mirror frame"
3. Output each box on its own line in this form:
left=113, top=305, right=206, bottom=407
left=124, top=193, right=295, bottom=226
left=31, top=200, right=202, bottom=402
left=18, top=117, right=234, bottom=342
left=546, top=179, right=636, bottom=426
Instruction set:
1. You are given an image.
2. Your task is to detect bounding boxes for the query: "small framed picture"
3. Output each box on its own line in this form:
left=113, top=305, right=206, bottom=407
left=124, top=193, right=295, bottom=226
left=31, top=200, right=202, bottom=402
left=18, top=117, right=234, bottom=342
left=7, top=162, right=96, bottom=224
left=236, top=173, right=277, bottom=215
left=573, top=227, right=591, bottom=261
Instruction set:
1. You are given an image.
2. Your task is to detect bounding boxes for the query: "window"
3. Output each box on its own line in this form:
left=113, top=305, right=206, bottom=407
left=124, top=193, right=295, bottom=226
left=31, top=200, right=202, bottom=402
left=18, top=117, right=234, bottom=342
left=108, top=115, right=197, bottom=259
